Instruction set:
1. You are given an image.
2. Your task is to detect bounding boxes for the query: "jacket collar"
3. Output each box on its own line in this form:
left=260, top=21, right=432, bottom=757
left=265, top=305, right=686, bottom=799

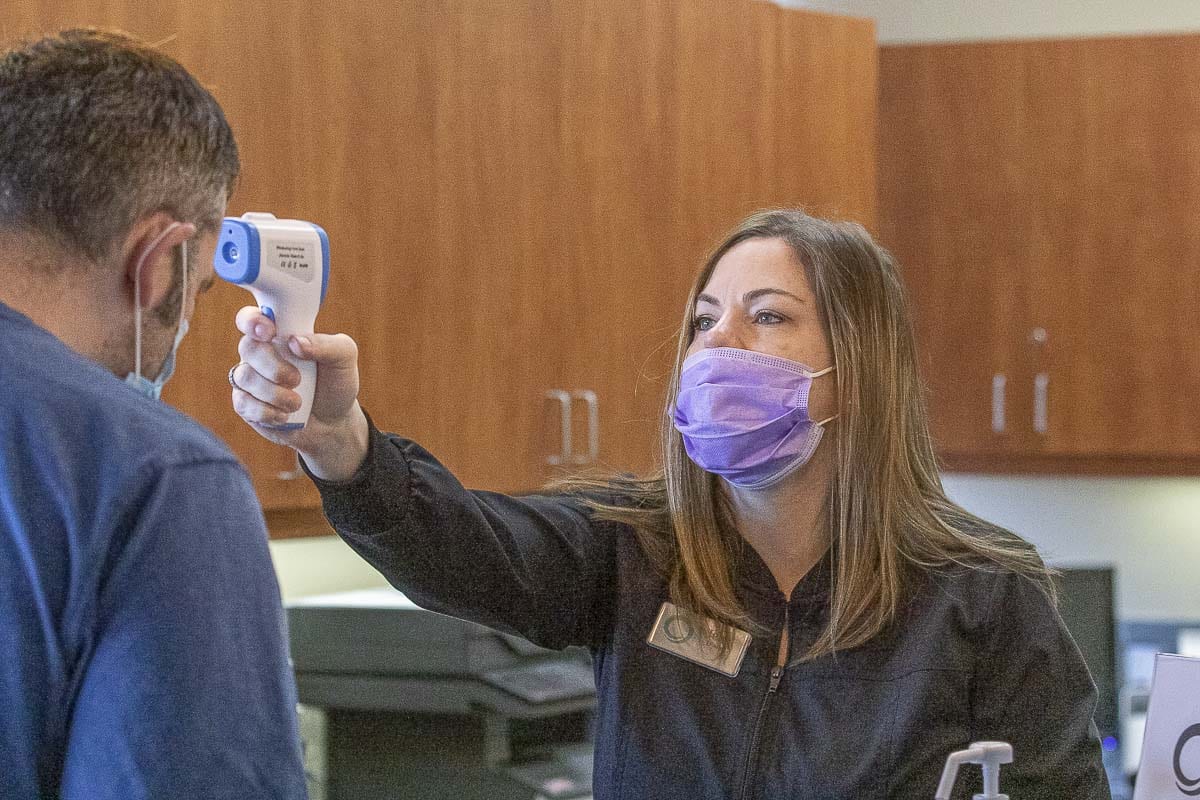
left=735, top=539, right=833, bottom=621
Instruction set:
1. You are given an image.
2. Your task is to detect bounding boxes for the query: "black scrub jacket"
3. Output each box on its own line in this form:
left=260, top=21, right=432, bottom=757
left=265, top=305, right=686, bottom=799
left=308, top=419, right=1111, bottom=800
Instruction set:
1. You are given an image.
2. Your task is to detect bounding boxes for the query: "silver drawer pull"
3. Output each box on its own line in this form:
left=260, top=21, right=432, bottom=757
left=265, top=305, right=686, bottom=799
left=545, top=390, right=572, bottom=465
left=991, top=374, right=1007, bottom=434
left=571, top=390, right=600, bottom=464
left=1033, top=373, right=1050, bottom=435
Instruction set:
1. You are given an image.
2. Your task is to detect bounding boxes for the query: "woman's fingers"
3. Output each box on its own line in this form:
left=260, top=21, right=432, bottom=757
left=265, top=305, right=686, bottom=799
left=288, top=332, right=361, bottom=423
left=231, top=305, right=365, bottom=459
left=237, top=335, right=302, bottom=388
left=235, top=305, right=275, bottom=341
left=288, top=331, right=358, bottom=367
left=230, top=361, right=302, bottom=413
left=231, top=386, right=291, bottom=427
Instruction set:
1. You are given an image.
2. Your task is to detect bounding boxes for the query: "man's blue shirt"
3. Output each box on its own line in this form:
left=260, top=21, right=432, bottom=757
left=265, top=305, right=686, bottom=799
left=0, top=300, right=307, bottom=799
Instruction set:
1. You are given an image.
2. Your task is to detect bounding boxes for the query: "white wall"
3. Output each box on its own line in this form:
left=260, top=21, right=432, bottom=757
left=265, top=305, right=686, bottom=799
left=943, top=475, right=1200, bottom=622
left=269, top=535, right=388, bottom=603
left=773, top=0, right=1200, bottom=43
left=269, top=477, right=1200, bottom=621
left=267, top=479, right=1200, bottom=621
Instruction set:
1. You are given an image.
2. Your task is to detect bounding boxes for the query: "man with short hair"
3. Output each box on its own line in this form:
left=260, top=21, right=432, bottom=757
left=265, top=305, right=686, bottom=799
left=0, top=29, right=307, bottom=799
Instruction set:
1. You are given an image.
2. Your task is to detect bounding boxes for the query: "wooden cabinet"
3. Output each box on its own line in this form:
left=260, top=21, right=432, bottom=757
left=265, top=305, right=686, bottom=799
left=12, top=1, right=876, bottom=529
left=880, top=35, right=1200, bottom=473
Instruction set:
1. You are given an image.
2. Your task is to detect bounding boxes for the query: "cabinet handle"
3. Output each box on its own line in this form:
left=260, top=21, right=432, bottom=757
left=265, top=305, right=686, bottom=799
left=545, top=389, right=572, bottom=465
left=277, top=450, right=305, bottom=481
left=991, top=374, right=1006, bottom=434
left=571, top=389, right=600, bottom=464
left=1033, top=372, right=1050, bottom=435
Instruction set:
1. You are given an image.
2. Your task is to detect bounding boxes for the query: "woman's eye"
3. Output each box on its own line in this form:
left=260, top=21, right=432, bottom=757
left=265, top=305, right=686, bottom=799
left=754, top=310, right=783, bottom=324
left=693, top=315, right=715, bottom=331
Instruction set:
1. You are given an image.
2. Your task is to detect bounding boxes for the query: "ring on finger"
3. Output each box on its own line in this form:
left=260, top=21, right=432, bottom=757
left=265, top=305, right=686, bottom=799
left=228, top=363, right=245, bottom=390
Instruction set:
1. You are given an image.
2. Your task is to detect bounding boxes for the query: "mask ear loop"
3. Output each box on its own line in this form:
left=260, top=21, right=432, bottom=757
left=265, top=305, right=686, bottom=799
left=131, top=222, right=185, bottom=381
left=812, top=364, right=837, bottom=427
left=178, top=238, right=189, bottom=330
left=133, top=262, right=143, bottom=382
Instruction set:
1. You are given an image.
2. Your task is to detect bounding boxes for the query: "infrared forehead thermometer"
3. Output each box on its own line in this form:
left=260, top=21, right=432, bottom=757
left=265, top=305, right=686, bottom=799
left=214, top=212, right=330, bottom=430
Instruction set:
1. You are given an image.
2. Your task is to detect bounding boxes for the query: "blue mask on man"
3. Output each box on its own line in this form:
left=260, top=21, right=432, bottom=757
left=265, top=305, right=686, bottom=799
left=124, top=223, right=190, bottom=401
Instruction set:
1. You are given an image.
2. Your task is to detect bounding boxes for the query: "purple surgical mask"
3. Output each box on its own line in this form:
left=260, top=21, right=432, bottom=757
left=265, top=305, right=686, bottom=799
left=672, top=347, right=835, bottom=489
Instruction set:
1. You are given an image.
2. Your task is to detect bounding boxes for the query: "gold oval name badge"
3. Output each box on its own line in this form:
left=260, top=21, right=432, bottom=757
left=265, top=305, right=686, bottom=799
left=646, top=601, right=752, bottom=677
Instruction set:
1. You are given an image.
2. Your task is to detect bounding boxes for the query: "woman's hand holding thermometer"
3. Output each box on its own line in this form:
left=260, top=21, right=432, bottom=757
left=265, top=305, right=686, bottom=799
left=215, top=212, right=329, bottom=429
left=219, top=212, right=369, bottom=480
left=230, top=308, right=369, bottom=482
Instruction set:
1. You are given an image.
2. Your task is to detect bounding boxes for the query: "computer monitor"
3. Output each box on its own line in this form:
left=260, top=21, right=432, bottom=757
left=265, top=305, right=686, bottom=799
left=1053, top=567, right=1119, bottom=740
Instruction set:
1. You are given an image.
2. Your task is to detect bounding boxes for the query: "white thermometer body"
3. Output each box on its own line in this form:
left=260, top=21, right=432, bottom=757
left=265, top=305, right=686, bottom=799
left=215, top=212, right=330, bottom=429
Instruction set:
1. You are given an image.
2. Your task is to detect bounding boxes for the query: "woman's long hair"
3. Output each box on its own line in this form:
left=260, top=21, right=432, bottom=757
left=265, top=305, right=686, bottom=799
left=559, top=209, right=1053, bottom=661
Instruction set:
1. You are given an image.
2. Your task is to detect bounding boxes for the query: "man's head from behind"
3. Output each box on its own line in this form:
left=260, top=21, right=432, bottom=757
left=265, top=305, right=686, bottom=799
left=0, top=29, right=239, bottom=383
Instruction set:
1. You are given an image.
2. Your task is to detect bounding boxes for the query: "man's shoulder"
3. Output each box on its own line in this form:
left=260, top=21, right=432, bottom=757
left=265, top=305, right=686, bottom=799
left=113, top=387, right=241, bottom=471
left=0, top=317, right=244, bottom=499
left=55, top=371, right=239, bottom=477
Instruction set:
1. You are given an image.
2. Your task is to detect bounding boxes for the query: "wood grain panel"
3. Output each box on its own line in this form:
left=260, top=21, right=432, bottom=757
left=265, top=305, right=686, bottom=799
left=881, top=35, right=1200, bottom=467
left=772, top=8, right=878, bottom=223
left=880, top=44, right=1035, bottom=457
left=548, top=0, right=682, bottom=477
left=1030, top=36, right=1200, bottom=458
left=559, top=2, right=878, bottom=476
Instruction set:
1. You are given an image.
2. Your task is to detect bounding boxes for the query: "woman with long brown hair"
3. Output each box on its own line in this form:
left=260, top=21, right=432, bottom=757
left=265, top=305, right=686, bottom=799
left=231, top=209, right=1109, bottom=798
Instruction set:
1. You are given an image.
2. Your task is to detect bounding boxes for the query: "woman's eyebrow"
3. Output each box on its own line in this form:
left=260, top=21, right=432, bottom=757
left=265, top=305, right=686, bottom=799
left=696, top=288, right=805, bottom=307
left=743, top=288, right=805, bottom=305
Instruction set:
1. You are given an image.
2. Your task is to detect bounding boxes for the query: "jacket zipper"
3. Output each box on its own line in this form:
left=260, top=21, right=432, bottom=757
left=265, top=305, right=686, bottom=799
left=736, top=605, right=790, bottom=800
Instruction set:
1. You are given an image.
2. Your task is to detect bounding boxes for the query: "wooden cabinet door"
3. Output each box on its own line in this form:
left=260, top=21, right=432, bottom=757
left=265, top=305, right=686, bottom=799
left=1021, top=37, right=1200, bottom=458
left=881, top=37, right=1200, bottom=469
left=543, top=0, right=684, bottom=478
left=880, top=44, right=1040, bottom=460
left=347, top=0, right=571, bottom=494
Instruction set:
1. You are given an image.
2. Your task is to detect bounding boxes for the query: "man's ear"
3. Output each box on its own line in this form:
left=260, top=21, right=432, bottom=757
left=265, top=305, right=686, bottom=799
left=121, top=213, right=197, bottom=310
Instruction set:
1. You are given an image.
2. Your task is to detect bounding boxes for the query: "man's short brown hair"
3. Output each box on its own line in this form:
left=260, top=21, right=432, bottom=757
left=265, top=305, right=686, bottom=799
left=0, top=29, right=239, bottom=264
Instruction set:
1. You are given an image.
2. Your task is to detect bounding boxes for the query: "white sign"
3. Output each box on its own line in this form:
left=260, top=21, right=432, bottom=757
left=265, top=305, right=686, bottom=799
left=1134, top=653, right=1200, bottom=799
